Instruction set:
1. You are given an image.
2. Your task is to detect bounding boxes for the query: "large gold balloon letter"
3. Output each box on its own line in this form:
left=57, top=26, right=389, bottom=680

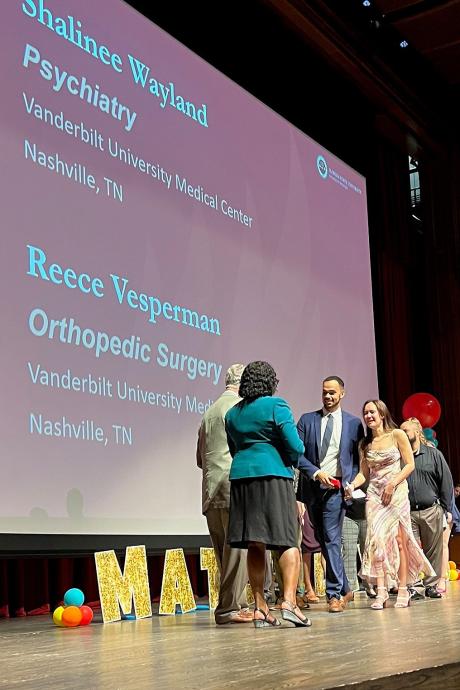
left=200, top=547, right=219, bottom=610
left=314, top=552, right=326, bottom=597
left=94, top=545, right=152, bottom=623
left=159, top=548, right=196, bottom=615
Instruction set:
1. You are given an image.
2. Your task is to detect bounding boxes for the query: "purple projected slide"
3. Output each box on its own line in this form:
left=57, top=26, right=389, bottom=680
left=0, top=0, right=378, bottom=535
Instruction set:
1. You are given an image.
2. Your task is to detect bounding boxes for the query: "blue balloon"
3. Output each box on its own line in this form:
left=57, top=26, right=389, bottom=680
left=64, top=588, right=84, bottom=607
left=423, top=427, right=435, bottom=440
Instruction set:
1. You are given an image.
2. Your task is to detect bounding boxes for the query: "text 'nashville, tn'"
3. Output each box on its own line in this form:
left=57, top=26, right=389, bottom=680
left=24, top=138, right=124, bottom=202
left=28, top=413, right=133, bottom=445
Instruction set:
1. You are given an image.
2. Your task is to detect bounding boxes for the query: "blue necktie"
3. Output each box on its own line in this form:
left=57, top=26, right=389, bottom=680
left=320, top=414, right=334, bottom=461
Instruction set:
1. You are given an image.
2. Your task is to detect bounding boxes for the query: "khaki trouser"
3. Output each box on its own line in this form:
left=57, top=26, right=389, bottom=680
left=411, top=504, right=444, bottom=588
left=205, top=507, right=249, bottom=622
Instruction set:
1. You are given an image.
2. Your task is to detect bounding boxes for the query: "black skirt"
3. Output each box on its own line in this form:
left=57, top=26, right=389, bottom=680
left=228, top=476, right=298, bottom=550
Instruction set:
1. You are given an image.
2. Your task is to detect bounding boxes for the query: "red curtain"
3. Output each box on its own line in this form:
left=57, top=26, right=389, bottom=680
left=0, top=554, right=207, bottom=618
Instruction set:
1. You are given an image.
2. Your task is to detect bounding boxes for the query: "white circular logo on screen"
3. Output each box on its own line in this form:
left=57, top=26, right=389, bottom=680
left=316, top=155, right=328, bottom=179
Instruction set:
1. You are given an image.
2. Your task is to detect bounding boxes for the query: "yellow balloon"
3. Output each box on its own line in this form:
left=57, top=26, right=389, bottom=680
left=448, top=560, right=457, bottom=571
left=449, top=569, right=458, bottom=581
left=53, top=605, right=65, bottom=626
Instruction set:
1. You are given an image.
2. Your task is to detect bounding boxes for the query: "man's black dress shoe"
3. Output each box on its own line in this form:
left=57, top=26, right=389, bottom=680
left=408, top=587, right=424, bottom=600
left=425, top=586, right=442, bottom=599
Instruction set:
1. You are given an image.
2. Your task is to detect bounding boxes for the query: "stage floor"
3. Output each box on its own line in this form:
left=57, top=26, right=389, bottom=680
left=1, top=584, right=460, bottom=690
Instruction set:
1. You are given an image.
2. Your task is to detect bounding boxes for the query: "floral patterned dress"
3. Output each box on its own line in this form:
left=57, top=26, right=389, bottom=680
left=360, top=440, right=435, bottom=587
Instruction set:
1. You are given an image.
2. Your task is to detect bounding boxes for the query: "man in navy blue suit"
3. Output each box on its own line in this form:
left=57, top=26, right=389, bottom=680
left=297, top=376, right=364, bottom=613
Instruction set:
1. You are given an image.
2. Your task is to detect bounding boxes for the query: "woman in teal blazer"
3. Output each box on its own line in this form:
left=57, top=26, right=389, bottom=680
left=225, top=361, right=310, bottom=628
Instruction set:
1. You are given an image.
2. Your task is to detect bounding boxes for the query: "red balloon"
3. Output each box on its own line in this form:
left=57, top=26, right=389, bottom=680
left=79, top=605, right=94, bottom=626
left=402, top=393, right=441, bottom=428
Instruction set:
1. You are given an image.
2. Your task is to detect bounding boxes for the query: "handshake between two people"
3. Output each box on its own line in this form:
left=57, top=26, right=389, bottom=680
left=315, top=471, right=364, bottom=500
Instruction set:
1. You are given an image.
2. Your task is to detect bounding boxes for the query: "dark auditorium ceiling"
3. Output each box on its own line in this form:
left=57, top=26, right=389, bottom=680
left=261, top=0, right=460, bottom=102
left=371, top=0, right=460, bottom=87
left=128, top=1, right=460, bottom=89
left=127, top=0, right=460, bottom=144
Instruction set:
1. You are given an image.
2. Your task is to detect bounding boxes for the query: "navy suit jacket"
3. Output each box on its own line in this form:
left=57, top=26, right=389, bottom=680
left=296, top=409, right=364, bottom=502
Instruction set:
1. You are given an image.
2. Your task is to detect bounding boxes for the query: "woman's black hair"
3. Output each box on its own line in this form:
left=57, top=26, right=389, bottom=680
left=238, top=361, right=278, bottom=399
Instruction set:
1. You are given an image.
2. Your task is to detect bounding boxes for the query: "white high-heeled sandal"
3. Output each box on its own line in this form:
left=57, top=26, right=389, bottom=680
left=371, top=587, right=389, bottom=609
left=395, top=586, right=411, bottom=608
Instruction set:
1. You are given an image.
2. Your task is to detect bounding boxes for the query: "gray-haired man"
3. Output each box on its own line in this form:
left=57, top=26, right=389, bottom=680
left=401, top=418, right=454, bottom=599
left=197, top=364, right=252, bottom=624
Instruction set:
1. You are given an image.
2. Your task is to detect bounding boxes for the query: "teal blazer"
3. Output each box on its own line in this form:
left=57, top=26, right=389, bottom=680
left=225, top=396, right=305, bottom=480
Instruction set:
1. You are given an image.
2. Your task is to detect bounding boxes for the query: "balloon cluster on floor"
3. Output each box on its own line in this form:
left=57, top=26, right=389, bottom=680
left=52, top=588, right=94, bottom=627
left=448, top=561, right=460, bottom=581
left=402, top=392, right=441, bottom=447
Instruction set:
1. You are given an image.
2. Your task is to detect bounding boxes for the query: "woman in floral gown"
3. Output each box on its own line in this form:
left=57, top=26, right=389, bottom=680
left=345, top=400, right=434, bottom=609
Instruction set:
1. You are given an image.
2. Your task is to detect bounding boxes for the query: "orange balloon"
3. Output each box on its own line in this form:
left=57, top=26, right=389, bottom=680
left=448, top=569, right=458, bottom=581
left=448, top=560, right=457, bottom=570
left=62, top=605, right=83, bottom=627
left=52, top=606, right=65, bottom=627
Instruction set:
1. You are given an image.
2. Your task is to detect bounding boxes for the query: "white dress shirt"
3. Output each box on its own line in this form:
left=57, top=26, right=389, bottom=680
left=316, top=407, right=342, bottom=478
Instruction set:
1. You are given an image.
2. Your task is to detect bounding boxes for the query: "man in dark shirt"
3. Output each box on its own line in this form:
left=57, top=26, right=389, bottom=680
left=400, top=419, right=454, bottom=599
left=455, top=483, right=460, bottom=511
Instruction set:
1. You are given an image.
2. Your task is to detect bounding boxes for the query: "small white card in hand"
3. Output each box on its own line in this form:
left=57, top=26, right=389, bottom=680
left=352, top=489, right=366, bottom=499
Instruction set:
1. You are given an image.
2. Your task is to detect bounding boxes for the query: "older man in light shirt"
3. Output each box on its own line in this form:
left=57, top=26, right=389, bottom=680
left=196, top=363, right=252, bottom=624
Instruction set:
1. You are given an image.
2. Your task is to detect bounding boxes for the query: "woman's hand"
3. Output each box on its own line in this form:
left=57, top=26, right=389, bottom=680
left=344, top=482, right=354, bottom=500
left=381, top=481, right=396, bottom=506
left=297, top=501, right=306, bottom=524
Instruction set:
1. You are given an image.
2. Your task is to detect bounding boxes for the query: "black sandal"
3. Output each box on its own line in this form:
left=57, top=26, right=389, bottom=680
left=253, top=607, right=282, bottom=628
left=281, top=600, right=312, bottom=627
